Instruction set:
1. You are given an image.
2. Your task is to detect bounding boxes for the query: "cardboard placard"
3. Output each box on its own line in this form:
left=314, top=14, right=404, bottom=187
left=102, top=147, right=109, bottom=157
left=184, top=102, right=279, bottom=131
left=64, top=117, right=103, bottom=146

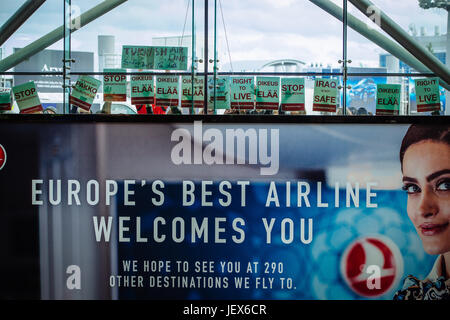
left=280, top=78, right=305, bottom=111
left=12, top=81, right=43, bottom=114
left=414, top=77, right=440, bottom=112
left=255, top=77, right=280, bottom=110
left=208, top=76, right=230, bottom=110
left=155, top=75, right=179, bottom=107
left=313, top=78, right=338, bottom=113
left=122, top=46, right=188, bottom=71
left=131, top=74, right=154, bottom=105
left=121, top=46, right=154, bottom=70
left=181, top=76, right=204, bottom=108
left=376, top=84, right=401, bottom=115
left=104, top=69, right=127, bottom=102
left=153, top=46, right=188, bottom=71
left=230, top=77, right=254, bottom=110
left=70, top=76, right=101, bottom=111
left=0, top=88, right=12, bottom=111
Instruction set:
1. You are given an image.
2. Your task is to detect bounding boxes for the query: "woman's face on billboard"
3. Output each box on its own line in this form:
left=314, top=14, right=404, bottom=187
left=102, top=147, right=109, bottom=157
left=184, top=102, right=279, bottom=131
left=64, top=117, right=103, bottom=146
left=402, top=140, right=450, bottom=255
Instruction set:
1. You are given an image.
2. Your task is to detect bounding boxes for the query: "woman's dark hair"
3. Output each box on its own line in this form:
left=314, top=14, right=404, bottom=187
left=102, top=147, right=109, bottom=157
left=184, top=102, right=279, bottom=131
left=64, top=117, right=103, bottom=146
left=400, top=124, right=450, bottom=170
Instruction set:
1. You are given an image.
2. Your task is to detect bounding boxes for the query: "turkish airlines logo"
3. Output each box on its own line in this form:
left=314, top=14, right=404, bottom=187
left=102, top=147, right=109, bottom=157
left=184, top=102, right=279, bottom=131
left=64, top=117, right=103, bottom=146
left=0, top=144, right=6, bottom=170
left=340, top=235, right=403, bottom=298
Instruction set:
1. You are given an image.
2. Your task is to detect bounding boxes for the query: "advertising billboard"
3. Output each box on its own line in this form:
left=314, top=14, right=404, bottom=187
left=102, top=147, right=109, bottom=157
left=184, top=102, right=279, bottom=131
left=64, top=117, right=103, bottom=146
left=0, top=118, right=448, bottom=305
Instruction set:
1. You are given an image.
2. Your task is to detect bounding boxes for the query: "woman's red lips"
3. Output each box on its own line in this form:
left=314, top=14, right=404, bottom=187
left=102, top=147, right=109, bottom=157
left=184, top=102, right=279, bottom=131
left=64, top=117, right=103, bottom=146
left=419, top=222, right=449, bottom=236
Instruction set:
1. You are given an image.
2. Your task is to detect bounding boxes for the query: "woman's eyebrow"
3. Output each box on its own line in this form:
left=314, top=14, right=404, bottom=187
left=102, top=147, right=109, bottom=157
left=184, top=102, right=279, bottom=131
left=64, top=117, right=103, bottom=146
left=402, top=176, right=418, bottom=183
left=426, top=169, right=450, bottom=182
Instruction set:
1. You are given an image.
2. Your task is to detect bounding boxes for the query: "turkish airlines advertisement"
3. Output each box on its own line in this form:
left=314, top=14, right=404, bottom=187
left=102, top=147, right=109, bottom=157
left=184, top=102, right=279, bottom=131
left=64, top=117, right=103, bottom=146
left=0, top=120, right=448, bottom=304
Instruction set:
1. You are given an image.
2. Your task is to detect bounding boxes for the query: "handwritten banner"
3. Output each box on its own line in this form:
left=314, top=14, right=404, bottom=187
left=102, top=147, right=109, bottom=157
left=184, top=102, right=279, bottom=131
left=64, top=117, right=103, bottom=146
left=313, top=78, right=338, bottom=113
left=12, top=81, right=43, bottom=114
left=414, top=77, right=440, bottom=113
left=280, top=78, right=305, bottom=112
left=122, top=46, right=188, bottom=70
left=121, top=46, right=154, bottom=70
left=255, top=77, right=279, bottom=110
left=131, top=74, right=154, bottom=105
left=104, top=69, right=127, bottom=102
left=153, top=46, right=188, bottom=70
left=70, top=76, right=101, bottom=111
left=230, top=77, right=254, bottom=110
left=155, top=75, right=179, bottom=107
left=376, top=84, right=401, bottom=115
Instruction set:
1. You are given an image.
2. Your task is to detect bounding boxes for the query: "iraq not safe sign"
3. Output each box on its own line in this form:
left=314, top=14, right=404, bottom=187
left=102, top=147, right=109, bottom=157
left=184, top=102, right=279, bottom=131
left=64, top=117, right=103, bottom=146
left=313, top=78, right=338, bottom=113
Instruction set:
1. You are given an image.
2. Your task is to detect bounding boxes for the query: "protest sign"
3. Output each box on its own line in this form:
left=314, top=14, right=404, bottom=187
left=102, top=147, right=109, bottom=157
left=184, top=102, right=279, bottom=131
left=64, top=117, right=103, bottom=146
left=122, top=46, right=188, bottom=71
left=313, top=78, right=338, bottom=113
left=280, top=78, right=305, bottom=111
left=255, top=77, right=280, bottom=110
left=155, top=75, right=179, bottom=107
left=208, top=76, right=230, bottom=110
left=376, top=84, right=401, bottom=115
left=70, top=76, right=101, bottom=111
left=131, top=74, right=154, bottom=105
left=12, top=82, right=43, bottom=114
left=230, top=77, right=254, bottom=110
left=104, top=69, right=127, bottom=102
left=0, top=88, right=12, bottom=111
left=181, top=76, right=204, bottom=108
left=414, top=77, right=440, bottom=112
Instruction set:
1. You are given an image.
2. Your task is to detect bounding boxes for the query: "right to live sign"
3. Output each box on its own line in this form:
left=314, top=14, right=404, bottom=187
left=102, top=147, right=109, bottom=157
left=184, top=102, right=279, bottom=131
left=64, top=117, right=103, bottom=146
left=415, top=77, right=440, bottom=112
left=230, top=77, right=254, bottom=110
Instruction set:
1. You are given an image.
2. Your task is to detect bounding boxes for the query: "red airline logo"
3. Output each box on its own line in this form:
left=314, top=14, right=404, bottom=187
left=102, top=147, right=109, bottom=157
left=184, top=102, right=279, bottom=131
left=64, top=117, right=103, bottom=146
left=0, top=144, right=6, bottom=170
left=340, top=235, right=403, bottom=298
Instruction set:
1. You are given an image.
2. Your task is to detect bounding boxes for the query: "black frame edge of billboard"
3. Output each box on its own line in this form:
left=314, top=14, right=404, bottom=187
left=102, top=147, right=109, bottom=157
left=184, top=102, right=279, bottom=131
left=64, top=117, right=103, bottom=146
left=0, top=114, right=449, bottom=124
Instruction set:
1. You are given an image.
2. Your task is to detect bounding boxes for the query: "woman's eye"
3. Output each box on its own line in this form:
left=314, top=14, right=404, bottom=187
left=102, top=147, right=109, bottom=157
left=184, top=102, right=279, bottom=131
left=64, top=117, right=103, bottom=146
left=402, top=184, right=420, bottom=194
left=436, top=180, right=450, bottom=191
